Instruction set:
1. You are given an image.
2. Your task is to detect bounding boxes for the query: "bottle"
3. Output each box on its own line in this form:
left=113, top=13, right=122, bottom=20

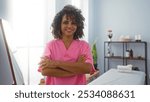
left=129, top=49, right=133, bottom=58
left=107, top=43, right=111, bottom=56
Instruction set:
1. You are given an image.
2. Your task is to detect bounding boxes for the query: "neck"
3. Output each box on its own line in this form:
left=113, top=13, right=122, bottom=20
left=62, top=36, right=74, bottom=49
left=62, top=36, right=73, bottom=43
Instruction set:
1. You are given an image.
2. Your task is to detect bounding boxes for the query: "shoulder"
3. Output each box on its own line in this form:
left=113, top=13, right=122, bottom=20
left=47, top=39, right=60, bottom=45
left=46, top=39, right=61, bottom=47
left=75, top=40, right=91, bottom=50
left=75, top=39, right=89, bottom=46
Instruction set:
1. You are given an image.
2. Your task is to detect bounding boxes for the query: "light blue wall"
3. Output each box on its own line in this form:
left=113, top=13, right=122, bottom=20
left=0, top=0, right=8, bottom=19
left=89, top=0, right=150, bottom=80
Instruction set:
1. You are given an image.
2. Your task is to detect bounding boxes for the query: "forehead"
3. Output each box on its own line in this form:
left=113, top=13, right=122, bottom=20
left=62, top=14, right=76, bottom=21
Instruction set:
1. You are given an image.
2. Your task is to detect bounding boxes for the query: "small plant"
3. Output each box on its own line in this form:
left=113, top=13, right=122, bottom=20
left=92, top=41, right=98, bottom=70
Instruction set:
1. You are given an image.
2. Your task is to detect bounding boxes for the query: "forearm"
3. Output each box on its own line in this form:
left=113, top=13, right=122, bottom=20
left=41, top=67, right=76, bottom=77
left=56, top=61, right=92, bottom=74
left=39, top=56, right=92, bottom=75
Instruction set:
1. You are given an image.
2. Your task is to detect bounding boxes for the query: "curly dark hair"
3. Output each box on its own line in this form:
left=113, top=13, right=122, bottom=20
left=51, top=5, right=85, bottom=39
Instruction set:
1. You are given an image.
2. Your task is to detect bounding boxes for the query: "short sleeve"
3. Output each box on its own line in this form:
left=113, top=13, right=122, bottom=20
left=80, top=41, right=96, bottom=74
left=38, top=42, right=52, bottom=72
left=43, top=42, right=52, bottom=59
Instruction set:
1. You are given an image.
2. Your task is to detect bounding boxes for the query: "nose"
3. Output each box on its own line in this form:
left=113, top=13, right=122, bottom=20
left=67, top=22, right=72, bottom=28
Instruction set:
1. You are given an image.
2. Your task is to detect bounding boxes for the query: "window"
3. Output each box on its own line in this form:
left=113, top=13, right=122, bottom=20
left=10, top=0, right=89, bottom=84
left=11, top=0, right=48, bottom=84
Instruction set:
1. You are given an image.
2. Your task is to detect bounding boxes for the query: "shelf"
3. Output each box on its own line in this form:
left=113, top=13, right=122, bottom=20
left=104, top=41, right=147, bottom=43
left=104, top=56, right=123, bottom=59
left=104, top=41, right=148, bottom=84
left=125, top=57, right=146, bottom=60
left=105, top=56, right=146, bottom=60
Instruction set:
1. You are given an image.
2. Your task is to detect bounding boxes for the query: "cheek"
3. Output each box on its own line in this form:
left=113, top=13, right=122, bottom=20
left=61, top=25, right=65, bottom=31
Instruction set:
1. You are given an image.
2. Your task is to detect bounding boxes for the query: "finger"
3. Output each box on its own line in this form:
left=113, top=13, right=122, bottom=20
left=39, top=63, right=45, bottom=68
left=41, top=56, right=49, bottom=60
left=42, top=67, right=47, bottom=70
left=80, top=55, right=86, bottom=62
left=39, top=60, right=47, bottom=67
left=38, top=59, right=46, bottom=65
left=39, top=57, right=50, bottom=65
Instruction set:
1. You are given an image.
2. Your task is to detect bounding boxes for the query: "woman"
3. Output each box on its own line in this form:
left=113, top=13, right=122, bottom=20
left=38, top=5, right=95, bottom=85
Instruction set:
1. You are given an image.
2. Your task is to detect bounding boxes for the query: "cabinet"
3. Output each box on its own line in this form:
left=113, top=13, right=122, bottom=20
left=104, top=41, right=148, bottom=84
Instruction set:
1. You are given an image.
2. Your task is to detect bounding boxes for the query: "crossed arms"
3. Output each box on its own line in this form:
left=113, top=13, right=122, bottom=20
left=38, top=55, right=92, bottom=77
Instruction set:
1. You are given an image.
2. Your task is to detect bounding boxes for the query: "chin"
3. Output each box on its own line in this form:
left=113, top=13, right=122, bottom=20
left=65, top=33, right=74, bottom=36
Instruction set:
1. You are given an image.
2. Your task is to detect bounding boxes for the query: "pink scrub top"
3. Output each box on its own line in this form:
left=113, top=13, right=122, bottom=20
left=38, top=39, right=95, bottom=85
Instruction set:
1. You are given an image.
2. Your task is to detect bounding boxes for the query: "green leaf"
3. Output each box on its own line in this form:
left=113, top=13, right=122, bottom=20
left=92, top=42, right=97, bottom=64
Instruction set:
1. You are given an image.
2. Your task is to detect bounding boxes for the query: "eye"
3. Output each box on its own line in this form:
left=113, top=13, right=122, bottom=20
left=72, top=22, right=77, bottom=25
left=63, top=21, right=69, bottom=24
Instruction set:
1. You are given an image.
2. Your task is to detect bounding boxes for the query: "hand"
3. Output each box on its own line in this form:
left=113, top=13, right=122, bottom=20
left=38, top=56, right=57, bottom=69
left=77, top=55, right=86, bottom=63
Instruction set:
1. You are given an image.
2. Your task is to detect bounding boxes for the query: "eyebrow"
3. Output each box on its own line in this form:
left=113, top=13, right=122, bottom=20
left=62, top=19, right=76, bottom=23
left=66, top=15, right=76, bottom=21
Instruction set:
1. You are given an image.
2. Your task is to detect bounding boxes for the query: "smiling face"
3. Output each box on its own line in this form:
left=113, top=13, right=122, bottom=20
left=61, top=15, right=77, bottom=38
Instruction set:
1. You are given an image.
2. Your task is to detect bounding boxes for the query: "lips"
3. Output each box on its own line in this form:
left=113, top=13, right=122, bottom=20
left=66, top=28, right=73, bottom=31
left=65, top=28, right=74, bottom=33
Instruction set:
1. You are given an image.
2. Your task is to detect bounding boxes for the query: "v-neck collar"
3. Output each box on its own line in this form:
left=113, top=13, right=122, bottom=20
left=60, top=39, right=75, bottom=51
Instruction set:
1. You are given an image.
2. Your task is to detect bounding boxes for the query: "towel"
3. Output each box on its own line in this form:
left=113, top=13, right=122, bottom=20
left=117, top=65, right=132, bottom=72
